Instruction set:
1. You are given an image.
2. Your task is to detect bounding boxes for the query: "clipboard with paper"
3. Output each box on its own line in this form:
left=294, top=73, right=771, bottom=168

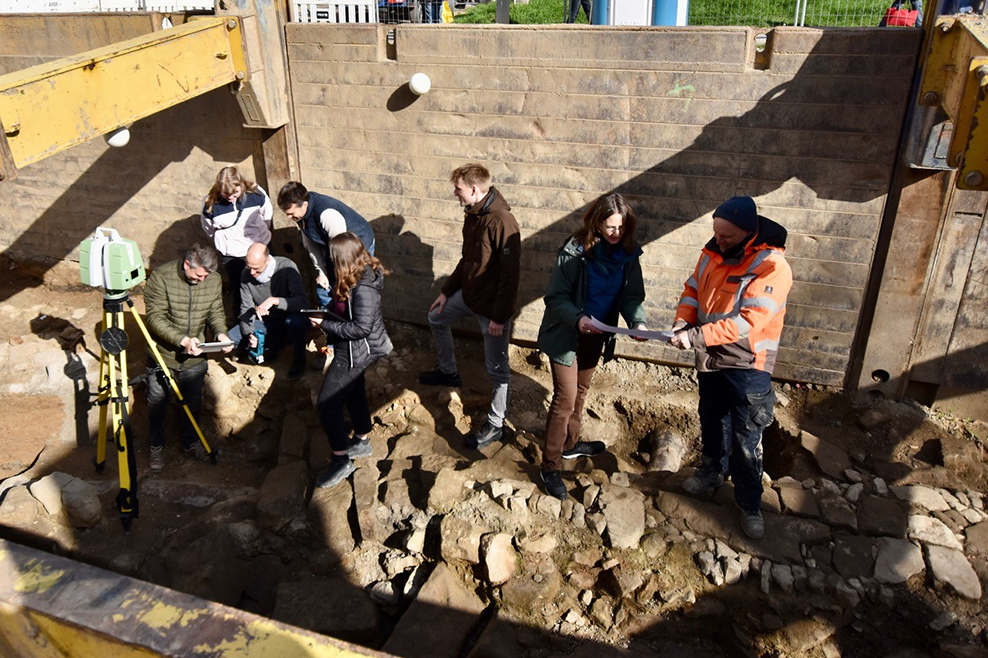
left=589, top=317, right=675, bottom=342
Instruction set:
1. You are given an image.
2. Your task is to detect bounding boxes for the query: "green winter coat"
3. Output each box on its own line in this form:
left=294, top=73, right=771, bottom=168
left=143, top=259, right=227, bottom=371
left=537, top=238, right=647, bottom=367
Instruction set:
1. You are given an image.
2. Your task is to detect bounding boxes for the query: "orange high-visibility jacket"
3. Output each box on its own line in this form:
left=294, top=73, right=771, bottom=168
left=674, top=217, right=792, bottom=374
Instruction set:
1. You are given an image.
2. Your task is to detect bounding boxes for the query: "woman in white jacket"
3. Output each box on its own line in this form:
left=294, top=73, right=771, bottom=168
left=201, top=166, right=274, bottom=316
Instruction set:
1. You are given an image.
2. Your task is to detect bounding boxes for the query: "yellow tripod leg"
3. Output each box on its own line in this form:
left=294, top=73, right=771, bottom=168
left=127, top=304, right=214, bottom=459
left=112, top=310, right=138, bottom=526
left=94, top=309, right=110, bottom=471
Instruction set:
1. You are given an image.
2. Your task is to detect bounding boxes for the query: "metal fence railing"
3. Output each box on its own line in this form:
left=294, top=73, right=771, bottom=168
left=688, top=0, right=903, bottom=27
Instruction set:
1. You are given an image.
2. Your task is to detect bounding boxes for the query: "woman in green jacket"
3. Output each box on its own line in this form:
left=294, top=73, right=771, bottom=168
left=536, top=193, right=648, bottom=500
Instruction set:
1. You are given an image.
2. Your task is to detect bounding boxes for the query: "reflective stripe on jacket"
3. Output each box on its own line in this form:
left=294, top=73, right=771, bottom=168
left=675, top=217, right=792, bottom=374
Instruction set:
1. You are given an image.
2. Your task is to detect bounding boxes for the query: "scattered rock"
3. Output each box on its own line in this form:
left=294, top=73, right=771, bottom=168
left=771, top=563, right=794, bottom=594
left=891, top=485, right=951, bottom=512
left=257, top=461, right=308, bottom=533
left=590, top=597, right=614, bottom=627
left=908, top=515, right=964, bottom=551
left=779, top=487, right=821, bottom=519
left=516, top=531, right=558, bottom=554
left=648, top=428, right=685, bottom=473
left=858, top=407, right=893, bottom=430
left=27, top=471, right=73, bottom=517
left=308, top=481, right=356, bottom=557
left=383, top=564, right=486, bottom=657
left=924, top=545, right=982, bottom=600
left=428, top=468, right=469, bottom=514
left=598, top=484, right=645, bottom=549
left=873, top=538, right=924, bottom=584
left=801, top=431, right=852, bottom=480
left=833, top=535, right=876, bottom=579
left=439, top=516, right=486, bottom=564
left=784, top=617, right=836, bottom=653
left=481, top=533, right=517, bottom=585
left=845, top=483, right=864, bottom=503
left=965, top=520, right=988, bottom=557
left=602, top=565, right=644, bottom=599
left=819, top=495, right=857, bottom=531
left=857, top=495, right=910, bottom=537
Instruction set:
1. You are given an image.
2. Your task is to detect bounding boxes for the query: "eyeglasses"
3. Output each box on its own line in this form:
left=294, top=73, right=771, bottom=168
left=601, top=225, right=623, bottom=234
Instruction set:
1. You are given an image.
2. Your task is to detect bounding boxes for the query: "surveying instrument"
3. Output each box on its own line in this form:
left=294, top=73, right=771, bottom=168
left=81, top=228, right=217, bottom=530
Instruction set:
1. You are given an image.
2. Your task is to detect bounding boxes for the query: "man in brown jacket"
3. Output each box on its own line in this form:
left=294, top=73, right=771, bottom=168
left=419, top=163, right=522, bottom=449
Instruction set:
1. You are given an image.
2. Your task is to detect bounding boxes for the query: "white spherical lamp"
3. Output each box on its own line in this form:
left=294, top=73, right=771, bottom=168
left=104, top=127, right=131, bottom=148
left=409, top=73, right=431, bottom=96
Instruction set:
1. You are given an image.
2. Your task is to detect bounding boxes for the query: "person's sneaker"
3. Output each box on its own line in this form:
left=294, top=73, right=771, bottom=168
left=541, top=470, right=568, bottom=500
left=465, top=421, right=503, bottom=449
left=347, top=437, right=373, bottom=459
left=288, top=356, right=306, bottom=380
left=682, top=468, right=725, bottom=494
left=741, top=509, right=765, bottom=540
left=562, top=440, right=606, bottom=460
left=149, top=446, right=165, bottom=472
left=418, top=367, right=462, bottom=387
left=183, top=442, right=211, bottom=463
left=315, top=457, right=355, bottom=489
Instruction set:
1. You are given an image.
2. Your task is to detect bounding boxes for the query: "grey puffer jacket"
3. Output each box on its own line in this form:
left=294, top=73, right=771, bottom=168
left=319, top=266, right=393, bottom=370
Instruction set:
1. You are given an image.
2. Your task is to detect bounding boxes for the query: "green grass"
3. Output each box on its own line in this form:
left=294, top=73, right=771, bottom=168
left=455, top=0, right=888, bottom=26
left=455, top=0, right=589, bottom=24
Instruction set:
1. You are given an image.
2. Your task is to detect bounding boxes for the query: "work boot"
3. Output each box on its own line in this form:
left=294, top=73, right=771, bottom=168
left=288, top=354, right=307, bottom=380
left=682, top=467, right=725, bottom=494
left=149, top=446, right=165, bottom=472
left=541, top=470, right=568, bottom=500
left=741, top=509, right=765, bottom=540
left=346, top=436, right=373, bottom=459
left=465, top=421, right=503, bottom=449
left=183, top=442, right=211, bottom=463
left=315, top=456, right=355, bottom=489
left=418, top=367, right=462, bottom=387
left=562, top=440, right=605, bottom=460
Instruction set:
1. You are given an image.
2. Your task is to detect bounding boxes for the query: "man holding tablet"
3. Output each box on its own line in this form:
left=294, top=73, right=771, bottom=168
left=144, top=243, right=232, bottom=472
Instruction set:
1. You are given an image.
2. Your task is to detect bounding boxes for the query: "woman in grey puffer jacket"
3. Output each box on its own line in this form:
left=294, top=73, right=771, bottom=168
left=310, top=232, right=393, bottom=489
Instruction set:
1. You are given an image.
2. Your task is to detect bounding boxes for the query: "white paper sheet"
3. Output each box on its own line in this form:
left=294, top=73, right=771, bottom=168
left=589, top=317, right=675, bottom=342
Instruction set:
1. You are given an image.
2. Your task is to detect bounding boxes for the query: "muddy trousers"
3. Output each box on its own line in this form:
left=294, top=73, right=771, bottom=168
left=697, top=368, right=776, bottom=513
left=317, top=358, right=372, bottom=453
left=542, top=334, right=605, bottom=472
left=146, top=360, right=207, bottom=451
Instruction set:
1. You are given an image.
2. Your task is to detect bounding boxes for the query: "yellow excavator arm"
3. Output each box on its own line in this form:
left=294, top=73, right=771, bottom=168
left=0, top=16, right=247, bottom=180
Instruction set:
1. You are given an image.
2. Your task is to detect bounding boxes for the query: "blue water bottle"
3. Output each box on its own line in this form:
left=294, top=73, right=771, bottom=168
left=250, top=318, right=266, bottom=364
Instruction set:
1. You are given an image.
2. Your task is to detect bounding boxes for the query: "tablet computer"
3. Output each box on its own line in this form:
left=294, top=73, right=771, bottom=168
left=301, top=308, right=346, bottom=322
left=198, top=340, right=234, bottom=354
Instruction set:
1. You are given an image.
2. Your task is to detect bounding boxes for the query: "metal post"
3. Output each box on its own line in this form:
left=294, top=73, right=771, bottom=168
left=496, top=0, right=510, bottom=22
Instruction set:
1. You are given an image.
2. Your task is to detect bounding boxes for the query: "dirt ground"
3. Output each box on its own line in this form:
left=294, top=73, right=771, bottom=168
left=1, top=262, right=987, bottom=657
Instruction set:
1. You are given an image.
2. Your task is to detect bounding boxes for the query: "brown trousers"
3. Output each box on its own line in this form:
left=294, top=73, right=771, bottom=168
left=543, top=334, right=605, bottom=471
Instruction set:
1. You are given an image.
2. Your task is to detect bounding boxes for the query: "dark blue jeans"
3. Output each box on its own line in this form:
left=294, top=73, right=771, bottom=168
left=146, top=360, right=207, bottom=450
left=697, top=368, right=776, bottom=513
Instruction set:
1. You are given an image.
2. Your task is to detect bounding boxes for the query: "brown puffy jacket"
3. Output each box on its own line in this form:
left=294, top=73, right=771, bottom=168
left=441, top=187, right=521, bottom=324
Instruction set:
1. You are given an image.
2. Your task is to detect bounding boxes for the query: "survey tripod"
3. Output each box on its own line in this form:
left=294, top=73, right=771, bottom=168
left=94, top=288, right=216, bottom=530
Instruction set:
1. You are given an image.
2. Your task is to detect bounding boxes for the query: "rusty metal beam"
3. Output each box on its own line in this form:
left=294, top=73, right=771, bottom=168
left=918, top=15, right=988, bottom=190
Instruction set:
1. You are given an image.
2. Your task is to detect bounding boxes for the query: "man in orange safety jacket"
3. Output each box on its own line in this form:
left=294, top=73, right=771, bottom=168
left=670, top=195, right=792, bottom=540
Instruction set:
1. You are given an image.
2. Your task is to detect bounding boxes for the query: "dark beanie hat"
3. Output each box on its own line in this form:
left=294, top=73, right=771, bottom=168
left=713, top=196, right=758, bottom=233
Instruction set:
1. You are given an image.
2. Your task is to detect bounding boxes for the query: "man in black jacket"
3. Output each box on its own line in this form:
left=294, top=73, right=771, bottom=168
left=227, top=243, right=311, bottom=379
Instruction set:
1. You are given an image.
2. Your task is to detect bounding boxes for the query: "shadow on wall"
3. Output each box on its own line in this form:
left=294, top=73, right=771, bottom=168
left=370, top=28, right=923, bottom=386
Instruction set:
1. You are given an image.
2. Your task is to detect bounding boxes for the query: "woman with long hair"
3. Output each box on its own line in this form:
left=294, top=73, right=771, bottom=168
left=310, top=232, right=393, bottom=488
left=536, top=193, right=649, bottom=500
left=201, top=166, right=274, bottom=315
